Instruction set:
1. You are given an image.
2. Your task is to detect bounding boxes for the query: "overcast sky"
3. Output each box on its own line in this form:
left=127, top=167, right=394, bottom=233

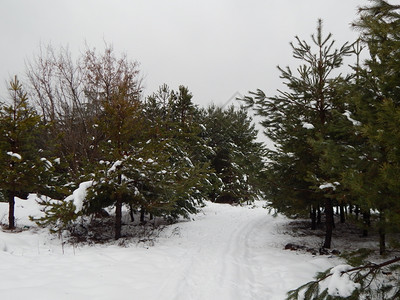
left=1, top=0, right=366, bottom=108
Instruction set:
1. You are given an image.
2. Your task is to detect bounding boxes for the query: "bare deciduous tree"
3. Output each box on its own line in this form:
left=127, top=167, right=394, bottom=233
left=25, top=44, right=143, bottom=177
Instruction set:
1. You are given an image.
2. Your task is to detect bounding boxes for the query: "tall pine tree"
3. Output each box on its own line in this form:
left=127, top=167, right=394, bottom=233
left=241, top=20, right=353, bottom=248
left=341, top=0, right=400, bottom=255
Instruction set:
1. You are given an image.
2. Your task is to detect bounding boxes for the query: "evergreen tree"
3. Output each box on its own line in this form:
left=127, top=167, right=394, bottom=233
left=288, top=2, right=400, bottom=298
left=91, top=75, right=143, bottom=239
left=144, top=84, right=212, bottom=205
left=169, top=86, right=196, bottom=126
left=241, top=20, right=353, bottom=248
left=340, top=0, right=400, bottom=255
left=200, top=105, right=265, bottom=204
left=32, top=81, right=210, bottom=239
left=84, top=84, right=209, bottom=239
left=144, top=84, right=172, bottom=131
left=0, top=77, right=50, bottom=229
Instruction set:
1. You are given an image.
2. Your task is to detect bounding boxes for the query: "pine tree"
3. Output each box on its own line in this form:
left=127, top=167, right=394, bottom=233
left=0, top=76, right=49, bottom=229
left=144, top=84, right=213, bottom=207
left=341, top=0, right=400, bottom=255
left=289, top=2, right=400, bottom=298
left=200, top=105, right=265, bottom=204
left=93, top=77, right=143, bottom=239
left=84, top=84, right=210, bottom=239
left=241, top=20, right=353, bottom=248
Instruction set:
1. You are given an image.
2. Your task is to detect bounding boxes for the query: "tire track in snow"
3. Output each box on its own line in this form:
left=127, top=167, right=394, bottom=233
left=157, top=204, right=268, bottom=300
left=217, top=211, right=267, bottom=300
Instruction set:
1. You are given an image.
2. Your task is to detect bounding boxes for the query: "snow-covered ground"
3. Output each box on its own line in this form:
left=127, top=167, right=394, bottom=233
left=0, top=197, right=340, bottom=300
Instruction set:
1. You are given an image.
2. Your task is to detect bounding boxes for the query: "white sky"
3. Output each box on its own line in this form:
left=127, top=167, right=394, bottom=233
left=1, top=0, right=365, bottom=108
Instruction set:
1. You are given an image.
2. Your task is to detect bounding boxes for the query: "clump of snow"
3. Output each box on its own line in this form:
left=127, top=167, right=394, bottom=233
left=41, top=157, right=53, bottom=169
left=302, top=122, right=315, bottom=129
left=64, top=181, right=93, bottom=213
left=319, top=182, right=340, bottom=191
left=7, top=151, right=22, bottom=160
left=108, top=160, right=122, bottom=175
left=321, top=265, right=360, bottom=297
left=343, top=110, right=361, bottom=126
left=184, top=156, right=194, bottom=167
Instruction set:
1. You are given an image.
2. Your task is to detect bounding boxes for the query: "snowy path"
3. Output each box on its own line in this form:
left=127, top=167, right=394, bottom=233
left=159, top=206, right=265, bottom=300
left=0, top=200, right=337, bottom=300
left=155, top=203, right=335, bottom=300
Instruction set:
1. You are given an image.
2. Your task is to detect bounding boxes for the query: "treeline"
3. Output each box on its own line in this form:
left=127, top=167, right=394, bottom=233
left=242, top=1, right=400, bottom=255
left=0, top=45, right=265, bottom=239
left=241, top=1, right=400, bottom=298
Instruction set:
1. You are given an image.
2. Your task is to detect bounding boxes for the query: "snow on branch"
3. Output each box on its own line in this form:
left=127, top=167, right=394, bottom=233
left=287, top=257, right=400, bottom=300
left=7, top=151, right=22, bottom=160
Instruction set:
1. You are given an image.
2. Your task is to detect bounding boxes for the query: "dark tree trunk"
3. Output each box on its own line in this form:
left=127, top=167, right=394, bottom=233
left=323, top=198, right=334, bottom=249
left=8, top=192, right=15, bottom=229
left=115, top=197, right=122, bottom=239
left=311, top=206, right=317, bottom=230
left=379, top=212, right=386, bottom=255
left=340, top=204, right=345, bottom=224
left=362, top=211, right=371, bottom=237
left=355, top=206, right=360, bottom=220
left=140, top=207, right=145, bottom=224
left=115, top=172, right=123, bottom=239
left=129, top=204, right=135, bottom=222
left=379, top=229, right=386, bottom=255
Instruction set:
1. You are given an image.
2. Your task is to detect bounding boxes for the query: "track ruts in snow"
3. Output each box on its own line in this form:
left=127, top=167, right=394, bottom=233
left=157, top=203, right=269, bottom=300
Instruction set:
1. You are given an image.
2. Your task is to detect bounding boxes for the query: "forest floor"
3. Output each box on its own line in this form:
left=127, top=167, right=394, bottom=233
left=0, top=197, right=393, bottom=300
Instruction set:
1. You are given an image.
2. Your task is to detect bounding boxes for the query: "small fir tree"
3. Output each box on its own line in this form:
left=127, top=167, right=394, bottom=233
left=0, top=77, right=49, bottom=229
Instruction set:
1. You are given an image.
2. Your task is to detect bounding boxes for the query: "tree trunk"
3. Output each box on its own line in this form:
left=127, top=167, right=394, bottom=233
left=115, top=171, right=124, bottom=240
left=323, top=198, right=334, bottom=249
left=379, top=229, right=386, bottom=256
left=129, top=204, right=135, bottom=222
left=362, top=211, right=371, bottom=237
left=115, top=197, right=122, bottom=240
left=140, top=207, right=145, bottom=224
left=379, top=212, right=386, bottom=255
left=8, top=192, right=15, bottom=229
left=311, top=206, right=317, bottom=230
left=340, top=204, right=345, bottom=224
